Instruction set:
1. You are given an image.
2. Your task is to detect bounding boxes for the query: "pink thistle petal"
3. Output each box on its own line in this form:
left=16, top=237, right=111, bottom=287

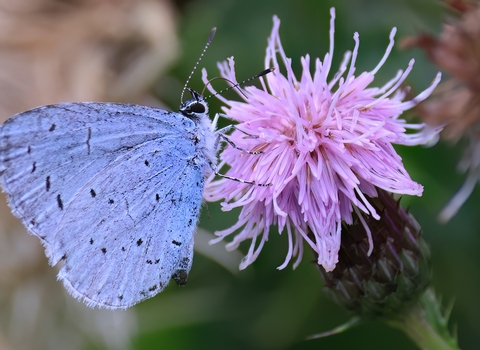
left=203, top=8, right=442, bottom=272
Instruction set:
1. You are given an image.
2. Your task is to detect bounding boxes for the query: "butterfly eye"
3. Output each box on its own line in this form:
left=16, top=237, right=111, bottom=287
left=189, top=102, right=205, bottom=114
left=180, top=99, right=207, bottom=117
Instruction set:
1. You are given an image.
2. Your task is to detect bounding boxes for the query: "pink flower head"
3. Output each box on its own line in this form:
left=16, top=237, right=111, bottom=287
left=202, top=8, right=442, bottom=272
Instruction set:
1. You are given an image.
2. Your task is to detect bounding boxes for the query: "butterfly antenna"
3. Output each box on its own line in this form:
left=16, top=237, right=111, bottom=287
left=203, top=68, right=275, bottom=100
left=180, top=27, right=217, bottom=104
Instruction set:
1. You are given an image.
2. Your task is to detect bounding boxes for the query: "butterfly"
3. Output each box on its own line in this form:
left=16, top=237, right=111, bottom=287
left=0, top=26, right=224, bottom=310
left=0, top=88, right=217, bottom=309
left=0, top=24, right=272, bottom=309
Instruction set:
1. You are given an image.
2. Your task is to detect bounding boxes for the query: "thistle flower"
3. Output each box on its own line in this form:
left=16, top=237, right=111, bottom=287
left=203, top=8, right=441, bottom=272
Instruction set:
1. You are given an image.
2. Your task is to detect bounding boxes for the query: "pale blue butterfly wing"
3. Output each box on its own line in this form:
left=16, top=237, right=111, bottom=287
left=0, top=102, right=208, bottom=309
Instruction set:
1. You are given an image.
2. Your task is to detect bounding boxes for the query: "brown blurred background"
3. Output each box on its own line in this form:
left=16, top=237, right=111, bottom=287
left=0, top=1, right=178, bottom=349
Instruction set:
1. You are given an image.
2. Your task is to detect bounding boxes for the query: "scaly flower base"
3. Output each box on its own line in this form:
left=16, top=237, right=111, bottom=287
left=314, top=190, right=458, bottom=349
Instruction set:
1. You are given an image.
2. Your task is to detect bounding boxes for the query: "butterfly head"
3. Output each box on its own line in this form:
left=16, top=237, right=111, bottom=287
left=180, top=88, right=209, bottom=120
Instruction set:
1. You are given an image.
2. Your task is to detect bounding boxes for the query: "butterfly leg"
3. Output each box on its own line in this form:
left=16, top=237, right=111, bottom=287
left=210, top=114, right=271, bottom=186
left=213, top=114, right=262, bottom=155
left=207, top=159, right=271, bottom=187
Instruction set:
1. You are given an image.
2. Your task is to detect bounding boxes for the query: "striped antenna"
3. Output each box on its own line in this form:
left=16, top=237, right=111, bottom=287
left=180, top=27, right=217, bottom=104
left=203, top=68, right=275, bottom=100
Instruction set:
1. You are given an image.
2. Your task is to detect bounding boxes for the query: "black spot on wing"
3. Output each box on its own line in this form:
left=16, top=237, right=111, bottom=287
left=49, top=123, right=56, bottom=132
left=136, top=238, right=143, bottom=246
left=31, top=162, right=36, bottom=173
left=90, top=189, right=96, bottom=198
left=148, top=285, right=158, bottom=292
left=46, top=176, right=51, bottom=191
left=144, top=160, right=149, bottom=166
left=90, top=238, right=94, bottom=244
left=172, top=240, right=181, bottom=246
left=57, top=194, right=63, bottom=210
left=155, top=193, right=160, bottom=201
left=101, top=247, right=107, bottom=254
left=86, top=127, right=91, bottom=155
left=108, top=199, right=114, bottom=204
left=118, top=295, right=124, bottom=301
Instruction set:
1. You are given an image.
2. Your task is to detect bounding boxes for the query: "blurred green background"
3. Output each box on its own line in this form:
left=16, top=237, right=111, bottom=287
left=134, top=0, right=480, bottom=349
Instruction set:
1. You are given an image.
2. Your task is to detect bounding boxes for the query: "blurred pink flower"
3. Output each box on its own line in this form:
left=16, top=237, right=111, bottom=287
left=203, top=8, right=442, bottom=272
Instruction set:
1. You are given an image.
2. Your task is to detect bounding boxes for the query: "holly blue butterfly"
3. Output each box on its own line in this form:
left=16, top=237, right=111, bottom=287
left=0, top=26, right=269, bottom=309
left=1, top=93, right=217, bottom=309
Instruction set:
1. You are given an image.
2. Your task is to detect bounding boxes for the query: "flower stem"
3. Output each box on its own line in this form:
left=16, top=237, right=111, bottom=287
left=385, top=289, right=459, bottom=350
